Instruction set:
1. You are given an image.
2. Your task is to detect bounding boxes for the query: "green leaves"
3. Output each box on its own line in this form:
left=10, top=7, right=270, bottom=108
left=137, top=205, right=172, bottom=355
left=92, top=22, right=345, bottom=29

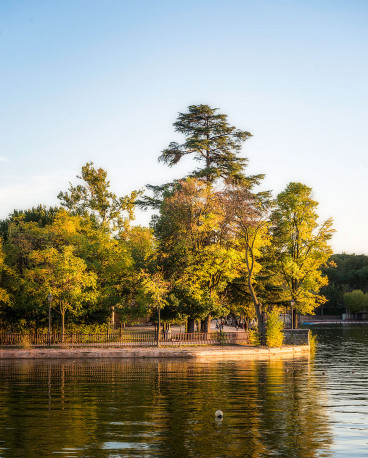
left=265, top=309, right=284, bottom=347
left=0, top=109, right=337, bottom=334
left=153, top=178, right=241, bottom=319
left=159, top=104, right=252, bottom=183
left=140, top=271, right=170, bottom=311
left=58, top=162, right=140, bottom=234
left=343, top=290, right=368, bottom=313
left=0, top=240, right=11, bottom=306
left=271, top=182, right=335, bottom=316
left=25, top=245, right=97, bottom=313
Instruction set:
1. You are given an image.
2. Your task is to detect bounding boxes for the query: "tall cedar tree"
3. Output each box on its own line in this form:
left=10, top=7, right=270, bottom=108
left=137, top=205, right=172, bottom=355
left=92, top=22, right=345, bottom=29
left=146, top=105, right=259, bottom=330
left=159, top=104, right=252, bottom=183
left=141, top=104, right=259, bottom=210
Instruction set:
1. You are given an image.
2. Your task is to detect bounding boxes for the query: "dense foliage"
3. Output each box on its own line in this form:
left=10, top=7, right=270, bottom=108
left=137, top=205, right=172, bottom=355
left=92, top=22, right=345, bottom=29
left=320, top=254, right=368, bottom=314
left=0, top=105, right=335, bottom=334
left=270, top=182, right=334, bottom=326
left=343, top=290, right=368, bottom=314
left=265, top=309, right=284, bottom=347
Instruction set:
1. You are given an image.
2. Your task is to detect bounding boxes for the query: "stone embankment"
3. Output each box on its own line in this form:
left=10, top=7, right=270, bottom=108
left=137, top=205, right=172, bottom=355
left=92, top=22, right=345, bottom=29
left=0, top=345, right=310, bottom=360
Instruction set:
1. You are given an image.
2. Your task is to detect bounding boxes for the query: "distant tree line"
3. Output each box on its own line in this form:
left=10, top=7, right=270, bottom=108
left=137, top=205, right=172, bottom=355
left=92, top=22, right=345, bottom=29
left=0, top=105, right=334, bottom=338
left=320, top=254, right=368, bottom=315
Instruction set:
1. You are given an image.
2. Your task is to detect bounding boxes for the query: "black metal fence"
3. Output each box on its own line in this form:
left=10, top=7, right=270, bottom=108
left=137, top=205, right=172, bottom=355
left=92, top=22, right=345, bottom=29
left=0, top=331, right=249, bottom=348
left=282, top=329, right=310, bottom=345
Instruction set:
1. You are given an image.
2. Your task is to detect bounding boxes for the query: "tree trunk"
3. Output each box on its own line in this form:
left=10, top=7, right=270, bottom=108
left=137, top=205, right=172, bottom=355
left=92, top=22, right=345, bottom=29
left=245, top=247, right=266, bottom=344
left=111, top=306, right=115, bottom=329
left=247, top=275, right=265, bottom=344
left=61, top=311, right=65, bottom=343
left=201, top=315, right=211, bottom=333
left=259, top=313, right=266, bottom=345
left=187, top=318, right=195, bottom=333
left=157, top=307, right=161, bottom=346
left=292, top=309, right=298, bottom=329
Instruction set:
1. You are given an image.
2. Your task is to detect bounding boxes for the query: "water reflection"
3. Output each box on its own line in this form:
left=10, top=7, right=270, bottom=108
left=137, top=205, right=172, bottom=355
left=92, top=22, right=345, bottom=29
left=0, top=356, right=333, bottom=457
left=311, top=325, right=368, bottom=457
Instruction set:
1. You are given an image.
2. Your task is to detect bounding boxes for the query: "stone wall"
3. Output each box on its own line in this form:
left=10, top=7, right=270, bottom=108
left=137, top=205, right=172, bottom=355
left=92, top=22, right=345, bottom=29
left=0, top=345, right=311, bottom=359
left=282, top=329, right=310, bottom=346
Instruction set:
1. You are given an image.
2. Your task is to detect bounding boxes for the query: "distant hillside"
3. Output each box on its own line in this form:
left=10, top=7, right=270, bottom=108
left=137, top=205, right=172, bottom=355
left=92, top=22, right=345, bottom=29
left=320, top=254, right=368, bottom=314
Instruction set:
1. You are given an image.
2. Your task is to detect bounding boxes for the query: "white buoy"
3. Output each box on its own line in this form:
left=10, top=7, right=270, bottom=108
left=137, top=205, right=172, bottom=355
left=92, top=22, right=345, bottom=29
left=215, top=410, right=223, bottom=419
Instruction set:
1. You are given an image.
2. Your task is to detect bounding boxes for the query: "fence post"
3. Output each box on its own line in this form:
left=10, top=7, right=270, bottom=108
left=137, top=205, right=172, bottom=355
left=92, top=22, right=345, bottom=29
left=157, top=306, right=161, bottom=347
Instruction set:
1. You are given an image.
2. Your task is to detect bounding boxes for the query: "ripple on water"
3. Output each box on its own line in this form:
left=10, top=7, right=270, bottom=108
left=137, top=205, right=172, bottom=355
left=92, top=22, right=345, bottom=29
left=0, top=327, right=367, bottom=456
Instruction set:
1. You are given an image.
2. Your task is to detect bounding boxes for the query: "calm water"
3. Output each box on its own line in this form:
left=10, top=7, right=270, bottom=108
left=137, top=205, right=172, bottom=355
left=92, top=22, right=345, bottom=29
left=0, top=326, right=368, bottom=457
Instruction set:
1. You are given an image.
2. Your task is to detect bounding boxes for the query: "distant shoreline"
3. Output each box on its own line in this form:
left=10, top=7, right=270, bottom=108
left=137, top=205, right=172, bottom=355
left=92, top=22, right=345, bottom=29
left=302, top=320, right=368, bottom=325
left=0, top=345, right=310, bottom=360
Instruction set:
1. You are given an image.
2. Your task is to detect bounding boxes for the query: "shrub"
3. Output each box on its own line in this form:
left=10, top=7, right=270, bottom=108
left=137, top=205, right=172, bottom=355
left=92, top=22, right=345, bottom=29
left=266, top=310, right=284, bottom=347
left=19, top=335, right=31, bottom=349
left=67, top=323, right=108, bottom=334
left=218, top=331, right=227, bottom=345
left=248, top=329, right=261, bottom=346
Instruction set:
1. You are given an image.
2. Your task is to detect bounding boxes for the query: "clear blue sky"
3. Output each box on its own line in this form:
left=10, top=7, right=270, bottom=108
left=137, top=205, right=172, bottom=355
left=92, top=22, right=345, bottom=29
left=1, top=0, right=367, bottom=254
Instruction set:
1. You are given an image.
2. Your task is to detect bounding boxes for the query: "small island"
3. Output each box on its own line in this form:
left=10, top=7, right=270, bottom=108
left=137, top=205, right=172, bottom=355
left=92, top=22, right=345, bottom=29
left=0, top=105, right=331, bottom=356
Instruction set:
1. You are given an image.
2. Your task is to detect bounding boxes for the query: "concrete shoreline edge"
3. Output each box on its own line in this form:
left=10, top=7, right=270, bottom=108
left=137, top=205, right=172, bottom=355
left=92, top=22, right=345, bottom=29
left=0, top=345, right=310, bottom=360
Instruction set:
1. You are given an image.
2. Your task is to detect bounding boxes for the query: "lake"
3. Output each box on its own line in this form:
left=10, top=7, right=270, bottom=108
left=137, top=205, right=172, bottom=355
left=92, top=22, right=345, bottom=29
left=0, top=325, right=367, bottom=457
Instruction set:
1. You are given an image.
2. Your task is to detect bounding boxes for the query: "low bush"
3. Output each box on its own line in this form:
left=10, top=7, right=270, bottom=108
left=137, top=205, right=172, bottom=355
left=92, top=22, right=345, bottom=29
left=266, top=310, right=284, bottom=347
left=19, top=335, right=32, bottom=349
left=248, top=329, right=261, bottom=346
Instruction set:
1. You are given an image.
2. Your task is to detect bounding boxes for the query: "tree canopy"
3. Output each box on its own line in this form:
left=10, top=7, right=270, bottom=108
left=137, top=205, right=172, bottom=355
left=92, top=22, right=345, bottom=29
left=58, top=162, right=139, bottom=234
left=343, top=289, right=368, bottom=314
left=159, top=104, right=253, bottom=183
left=25, top=245, right=97, bottom=337
left=321, top=254, right=368, bottom=313
left=222, top=181, right=272, bottom=337
left=0, top=105, right=336, bottom=333
left=152, top=179, right=241, bottom=330
left=270, top=182, right=334, bottom=327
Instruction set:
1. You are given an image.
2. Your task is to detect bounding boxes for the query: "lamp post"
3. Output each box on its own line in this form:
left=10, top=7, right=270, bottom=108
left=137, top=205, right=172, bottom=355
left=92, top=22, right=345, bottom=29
left=157, top=305, right=161, bottom=347
left=47, top=293, right=53, bottom=346
left=290, top=300, right=295, bottom=329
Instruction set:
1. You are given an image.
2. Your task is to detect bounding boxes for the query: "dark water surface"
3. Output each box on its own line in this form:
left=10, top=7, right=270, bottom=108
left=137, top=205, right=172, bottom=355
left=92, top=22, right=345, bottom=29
left=0, top=326, right=367, bottom=457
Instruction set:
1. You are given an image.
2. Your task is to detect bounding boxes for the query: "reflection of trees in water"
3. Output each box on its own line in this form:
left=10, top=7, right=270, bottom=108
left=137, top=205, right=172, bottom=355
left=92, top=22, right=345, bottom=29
left=254, top=359, right=333, bottom=457
left=0, top=358, right=333, bottom=457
